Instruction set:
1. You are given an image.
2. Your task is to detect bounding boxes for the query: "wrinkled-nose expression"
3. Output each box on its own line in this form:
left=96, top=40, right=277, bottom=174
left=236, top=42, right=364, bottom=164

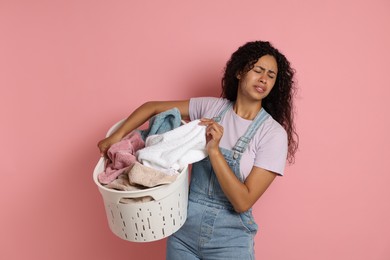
left=238, top=55, right=278, bottom=100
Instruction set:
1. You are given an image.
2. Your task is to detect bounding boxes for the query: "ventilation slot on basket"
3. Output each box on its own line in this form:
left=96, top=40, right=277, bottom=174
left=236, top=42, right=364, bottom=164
left=170, top=207, right=175, bottom=226
left=178, top=193, right=182, bottom=220
left=119, top=211, right=127, bottom=228
left=110, top=209, right=115, bottom=224
left=134, top=222, right=138, bottom=241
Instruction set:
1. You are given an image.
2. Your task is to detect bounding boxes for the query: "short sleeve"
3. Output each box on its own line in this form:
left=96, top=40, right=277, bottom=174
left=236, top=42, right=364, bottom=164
left=189, top=97, right=230, bottom=121
left=254, top=122, right=288, bottom=176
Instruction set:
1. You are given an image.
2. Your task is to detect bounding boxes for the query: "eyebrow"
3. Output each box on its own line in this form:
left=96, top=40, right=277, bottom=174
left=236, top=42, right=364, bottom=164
left=255, top=65, right=277, bottom=75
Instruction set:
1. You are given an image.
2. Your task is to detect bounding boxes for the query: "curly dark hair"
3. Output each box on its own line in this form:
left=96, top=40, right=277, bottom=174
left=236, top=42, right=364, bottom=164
left=221, top=41, right=298, bottom=164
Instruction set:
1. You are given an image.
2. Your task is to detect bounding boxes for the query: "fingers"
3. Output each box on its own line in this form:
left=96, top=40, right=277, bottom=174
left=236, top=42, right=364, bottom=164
left=97, top=139, right=109, bottom=158
left=199, top=118, right=224, bottom=141
left=207, top=124, right=224, bottom=138
left=97, top=134, right=122, bottom=159
left=199, top=118, right=220, bottom=126
left=199, top=118, right=216, bottom=125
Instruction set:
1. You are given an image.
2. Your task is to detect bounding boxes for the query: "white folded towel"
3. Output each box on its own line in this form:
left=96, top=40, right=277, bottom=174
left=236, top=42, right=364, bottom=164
left=136, top=120, right=207, bottom=172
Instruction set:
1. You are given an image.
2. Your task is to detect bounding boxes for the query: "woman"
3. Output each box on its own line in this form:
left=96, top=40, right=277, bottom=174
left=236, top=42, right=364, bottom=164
left=98, top=41, right=298, bottom=259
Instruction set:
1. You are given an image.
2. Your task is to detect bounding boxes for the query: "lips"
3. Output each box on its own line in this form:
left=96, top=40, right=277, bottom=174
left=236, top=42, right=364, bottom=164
left=255, top=85, right=266, bottom=93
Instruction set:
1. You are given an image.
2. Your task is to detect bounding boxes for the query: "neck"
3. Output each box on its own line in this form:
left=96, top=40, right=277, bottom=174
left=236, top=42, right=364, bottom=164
left=233, top=97, right=262, bottom=120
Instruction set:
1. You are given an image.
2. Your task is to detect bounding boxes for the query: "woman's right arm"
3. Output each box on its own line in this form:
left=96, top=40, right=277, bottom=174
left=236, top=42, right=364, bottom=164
left=97, top=100, right=190, bottom=156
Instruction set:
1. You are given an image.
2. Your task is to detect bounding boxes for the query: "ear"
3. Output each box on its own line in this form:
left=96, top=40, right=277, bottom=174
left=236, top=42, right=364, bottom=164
left=236, top=72, right=241, bottom=79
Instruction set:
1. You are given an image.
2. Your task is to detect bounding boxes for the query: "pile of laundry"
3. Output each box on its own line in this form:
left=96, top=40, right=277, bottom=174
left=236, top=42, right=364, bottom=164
left=98, top=108, right=207, bottom=202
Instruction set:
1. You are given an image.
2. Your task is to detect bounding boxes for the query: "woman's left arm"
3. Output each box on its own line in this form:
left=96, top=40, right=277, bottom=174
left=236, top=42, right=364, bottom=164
left=208, top=151, right=277, bottom=213
left=200, top=118, right=277, bottom=213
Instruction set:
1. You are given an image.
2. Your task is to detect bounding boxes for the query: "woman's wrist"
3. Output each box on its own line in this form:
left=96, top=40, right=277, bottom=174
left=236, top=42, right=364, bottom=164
left=111, top=128, right=128, bottom=140
left=207, top=147, right=222, bottom=158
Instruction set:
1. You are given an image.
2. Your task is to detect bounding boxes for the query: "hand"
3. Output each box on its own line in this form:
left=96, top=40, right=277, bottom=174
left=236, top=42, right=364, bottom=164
left=97, top=134, right=122, bottom=158
left=199, top=118, right=224, bottom=153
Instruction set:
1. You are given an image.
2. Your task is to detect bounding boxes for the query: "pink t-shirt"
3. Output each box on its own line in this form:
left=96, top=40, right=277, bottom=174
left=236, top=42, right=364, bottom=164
left=189, top=97, right=287, bottom=179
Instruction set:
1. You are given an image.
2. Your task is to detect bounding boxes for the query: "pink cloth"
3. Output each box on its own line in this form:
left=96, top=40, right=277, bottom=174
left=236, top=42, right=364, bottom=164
left=98, top=131, right=145, bottom=184
left=128, top=162, right=178, bottom=188
left=104, top=162, right=178, bottom=190
left=104, top=162, right=179, bottom=204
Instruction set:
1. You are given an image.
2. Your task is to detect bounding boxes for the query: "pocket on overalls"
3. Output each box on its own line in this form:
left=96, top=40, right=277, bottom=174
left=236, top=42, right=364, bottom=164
left=238, top=211, right=259, bottom=234
left=190, top=157, right=212, bottom=192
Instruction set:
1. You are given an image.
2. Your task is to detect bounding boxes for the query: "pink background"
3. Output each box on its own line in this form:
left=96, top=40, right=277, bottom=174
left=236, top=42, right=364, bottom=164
left=1, top=0, right=389, bottom=259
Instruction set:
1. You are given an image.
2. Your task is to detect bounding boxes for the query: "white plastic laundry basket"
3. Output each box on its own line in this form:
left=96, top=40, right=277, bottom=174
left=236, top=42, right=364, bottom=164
left=93, top=120, right=189, bottom=242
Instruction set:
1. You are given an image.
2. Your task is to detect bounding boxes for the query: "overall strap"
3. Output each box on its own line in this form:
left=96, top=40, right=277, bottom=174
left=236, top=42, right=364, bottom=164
left=213, top=102, right=233, bottom=123
left=233, top=108, right=270, bottom=156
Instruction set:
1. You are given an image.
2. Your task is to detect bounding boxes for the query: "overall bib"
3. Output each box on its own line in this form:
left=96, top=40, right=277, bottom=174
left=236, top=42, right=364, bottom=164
left=166, top=103, right=270, bottom=260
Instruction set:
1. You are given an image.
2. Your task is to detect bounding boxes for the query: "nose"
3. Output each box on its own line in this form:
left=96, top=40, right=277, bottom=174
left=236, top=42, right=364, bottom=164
left=259, top=74, right=267, bottom=84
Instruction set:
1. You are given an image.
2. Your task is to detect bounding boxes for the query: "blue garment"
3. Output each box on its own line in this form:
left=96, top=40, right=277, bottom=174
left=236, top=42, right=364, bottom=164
left=138, top=107, right=182, bottom=141
left=166, top=103, right=270, bottom=260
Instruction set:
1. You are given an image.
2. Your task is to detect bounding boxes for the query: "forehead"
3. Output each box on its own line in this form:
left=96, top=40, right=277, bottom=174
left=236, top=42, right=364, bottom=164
left=254, top=55, right=278, bottom=73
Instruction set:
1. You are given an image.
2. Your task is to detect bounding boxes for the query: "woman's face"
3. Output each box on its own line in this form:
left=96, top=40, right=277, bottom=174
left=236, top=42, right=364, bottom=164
left=237, top=54, right=278, bottom=102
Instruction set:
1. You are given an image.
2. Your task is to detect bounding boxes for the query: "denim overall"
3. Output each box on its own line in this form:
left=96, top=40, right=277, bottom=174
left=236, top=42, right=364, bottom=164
left=166, top=103, right=270, bottom=260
